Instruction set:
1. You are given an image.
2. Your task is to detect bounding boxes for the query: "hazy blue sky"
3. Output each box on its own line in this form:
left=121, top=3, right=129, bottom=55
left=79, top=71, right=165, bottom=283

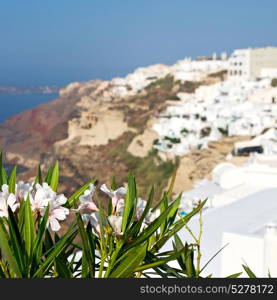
left=0, top=0, right=276, bottom=85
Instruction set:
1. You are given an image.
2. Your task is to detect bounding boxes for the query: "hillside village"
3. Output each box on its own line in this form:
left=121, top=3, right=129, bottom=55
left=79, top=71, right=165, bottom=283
left=1, top=46, right=277, bottom=277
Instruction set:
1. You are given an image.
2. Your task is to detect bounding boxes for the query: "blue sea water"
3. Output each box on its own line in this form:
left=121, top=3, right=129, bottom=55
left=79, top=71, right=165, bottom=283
left=0, top=93, right=58, bottom=123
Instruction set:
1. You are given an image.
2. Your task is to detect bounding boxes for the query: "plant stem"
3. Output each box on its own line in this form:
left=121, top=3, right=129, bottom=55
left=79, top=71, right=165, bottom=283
left=196, top=204, right=203, bottom=277
left=98, top=252, right=106, bottom=278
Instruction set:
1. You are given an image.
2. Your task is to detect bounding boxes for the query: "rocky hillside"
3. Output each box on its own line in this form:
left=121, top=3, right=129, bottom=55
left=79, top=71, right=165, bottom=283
left=0, top=63, right=235, bottom=202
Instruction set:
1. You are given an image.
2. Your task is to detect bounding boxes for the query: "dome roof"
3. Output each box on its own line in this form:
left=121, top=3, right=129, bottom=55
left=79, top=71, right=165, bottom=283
left=212, top=163, right=245, bottom=189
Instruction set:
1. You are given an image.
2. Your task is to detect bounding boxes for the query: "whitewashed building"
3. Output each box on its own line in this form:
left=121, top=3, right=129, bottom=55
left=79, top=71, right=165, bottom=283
left=228, top=47, right=277, bottom=79
left=165, top=156, right=277, bottom=277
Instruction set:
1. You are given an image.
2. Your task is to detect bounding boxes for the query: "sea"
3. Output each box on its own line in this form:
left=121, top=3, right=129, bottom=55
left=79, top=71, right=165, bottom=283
left=0, top=93, right=58, bottom=123
left=0, top=93, right=58, bottom=174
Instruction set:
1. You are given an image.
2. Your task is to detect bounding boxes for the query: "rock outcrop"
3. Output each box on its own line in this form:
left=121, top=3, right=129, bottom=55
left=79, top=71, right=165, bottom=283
left=0, top=61, right=229, bottom=203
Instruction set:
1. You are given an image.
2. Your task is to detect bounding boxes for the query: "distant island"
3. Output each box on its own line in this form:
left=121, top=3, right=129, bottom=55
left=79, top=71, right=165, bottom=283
left=0, top=85, right=62, bottom=95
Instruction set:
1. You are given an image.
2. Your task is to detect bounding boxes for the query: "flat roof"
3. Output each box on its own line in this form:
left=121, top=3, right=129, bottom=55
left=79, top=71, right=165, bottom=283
left=164, top=188, right=277, bottom=276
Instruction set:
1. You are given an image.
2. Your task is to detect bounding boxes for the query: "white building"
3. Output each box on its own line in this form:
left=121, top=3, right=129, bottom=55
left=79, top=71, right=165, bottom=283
left=228, top=47, right=277, bottom=79
left=164, top=157, right=277, bottom=277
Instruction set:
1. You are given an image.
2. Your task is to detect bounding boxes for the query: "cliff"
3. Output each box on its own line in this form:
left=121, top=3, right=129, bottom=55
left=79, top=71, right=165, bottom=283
left=0, top=62, right=232, bottom=202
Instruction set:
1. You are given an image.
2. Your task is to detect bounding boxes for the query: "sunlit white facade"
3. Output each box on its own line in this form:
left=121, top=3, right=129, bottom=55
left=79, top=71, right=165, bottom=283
left=228, top=47, right=277, bottom=79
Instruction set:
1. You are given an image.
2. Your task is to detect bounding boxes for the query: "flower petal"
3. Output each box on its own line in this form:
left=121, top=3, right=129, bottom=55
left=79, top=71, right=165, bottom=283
left=50, top=218, right=61, bottom=232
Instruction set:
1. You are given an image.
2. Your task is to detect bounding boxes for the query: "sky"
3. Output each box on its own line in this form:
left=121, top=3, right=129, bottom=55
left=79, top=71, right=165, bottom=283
left=0, top=0, right=276, bottom=86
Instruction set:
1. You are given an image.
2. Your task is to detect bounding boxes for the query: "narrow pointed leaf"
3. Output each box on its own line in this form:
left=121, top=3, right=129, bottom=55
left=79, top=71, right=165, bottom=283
left=34, top=225, right=77, bottom=277
left=44, top=165, right=53, bottom=185
left=50, top=161, right=59, bottom=192
left=242, top=264, right=257, bottom=278
left=33, top=205, right=49, bottom=262
left=135, top=248, right=186, bottom=272
left=8, top=166, right=17, bottom=194
left=23, top=195, right=36, bottom=259
left=122, top=174, right=136, bottom=232
left=77, top=214, right=95, bottom=277
left=153, top=200, right=207, bottom=251
left=0, top=219, right=21, bottom=277
left=227, top=272, right=242, bottom=278
left=7, top=207, right=25, bottom=275
left=66, top=180, right=94, bottom=208
left=109, top=243, right=147, bottom=278
left=128, top=186, right=154, bottom=238
left=34, top=165, right=43, bottom=185
left=129, top=197, right=183, bottom=249
left=0, top=152, right=8, bottom=186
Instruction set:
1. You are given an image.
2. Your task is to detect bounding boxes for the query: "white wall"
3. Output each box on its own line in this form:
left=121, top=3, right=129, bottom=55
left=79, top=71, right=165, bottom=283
left=228, top=47, right=277, bottom=79
left=261, top=68, right=277, bottom=78
left=250, top=48, right=277, bottom=78
left=221, top=232, right=264, bottom=277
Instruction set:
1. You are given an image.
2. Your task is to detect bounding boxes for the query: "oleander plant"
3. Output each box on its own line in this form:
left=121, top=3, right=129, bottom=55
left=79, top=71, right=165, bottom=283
left=0, top=153, right=243, bottom=278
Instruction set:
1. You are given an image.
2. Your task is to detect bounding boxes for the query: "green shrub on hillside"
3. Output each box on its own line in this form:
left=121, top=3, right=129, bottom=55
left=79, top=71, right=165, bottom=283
left=271, top=78, right=277, bottom=87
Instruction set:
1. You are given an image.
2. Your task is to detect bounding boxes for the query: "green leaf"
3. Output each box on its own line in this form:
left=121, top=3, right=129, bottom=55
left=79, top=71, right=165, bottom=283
left=7, top=207, right=25, bottom=275
left=153, top=200, right=207, bottom=251
left=227, top=272, right=242, bottom=278
left=44, top=165, right=53, bottom=185
left=167, top=168, right=177, bottom=199
left=55, top=257, right=72, bottom=278
left=18, top=200, right=26, bottom=235
left=50, top=161, right=59, bottom=192
left=159, top=192, right=169, bottom=236
left=33, top=205, right=49, bottom=263
left=166, top=193, right=181, bottom=227
left=8, top=166, right=17, bottom=194
left=129, top=197, right=183, bottom=249
left=200, top=243, right=228, bottom=274
left=128, top=186, right=154, bottom=238
left=144, top=251, right=183, bottom=278
left=66, top=180, right=94, bottom=208
left=107, top=176, right=116, bottom=216
left=173, top=234, right=186, bottom=270
left=44, top=229, right=54, bottom=253
left=185, top=248, right=196, bottom=278
left=122, top=174, right=136, bottom=232
left=23, top=195, right=36, bottom=259
left=81, top=254, right=89, bottom=278
left=242, top=264, right=257, bottom=278
left=135, top=249, right=186, bottom=272
left=34, top=225, right=77, bottom=277
left=104, top=240, right=124, bottom=278
left=0, top=151, right=8, bottom=186
left=77, top=214, right=95, bottom=277
left=34, top=165, right=43, bottom=185
left=111, top=176, right=117, bottom=190
left=0, top=218, right=21, bottom=277
left=109, top=243, right=147, bottom=278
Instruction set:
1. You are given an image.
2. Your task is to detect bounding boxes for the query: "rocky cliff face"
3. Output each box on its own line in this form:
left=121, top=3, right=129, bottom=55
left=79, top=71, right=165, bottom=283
left=0, top=63, right=231, bottom=202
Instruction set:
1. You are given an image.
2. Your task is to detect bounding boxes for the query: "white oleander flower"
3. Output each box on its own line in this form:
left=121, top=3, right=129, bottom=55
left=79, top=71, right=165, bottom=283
left=108, top=215, right=123, bottom=235
left=30, top=183, right=55, bottom=212
left=135, top=198, right=146, bottom=221
left=77, top=184, right=98, bottom=214
left=47, top=199, right=69, bottom=232
left=0, top=184, right=18, bottom=218
left=115, top=199, right=124, bottom=216
left=100, top=184, right=126, bottom=214
left=16, top=181, right=32, bottom=201
left=75, top=184, right=101, bottom=234
left=89, top=212, right=101, bottom=234
left=30, top=182, right=69, bottom=231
